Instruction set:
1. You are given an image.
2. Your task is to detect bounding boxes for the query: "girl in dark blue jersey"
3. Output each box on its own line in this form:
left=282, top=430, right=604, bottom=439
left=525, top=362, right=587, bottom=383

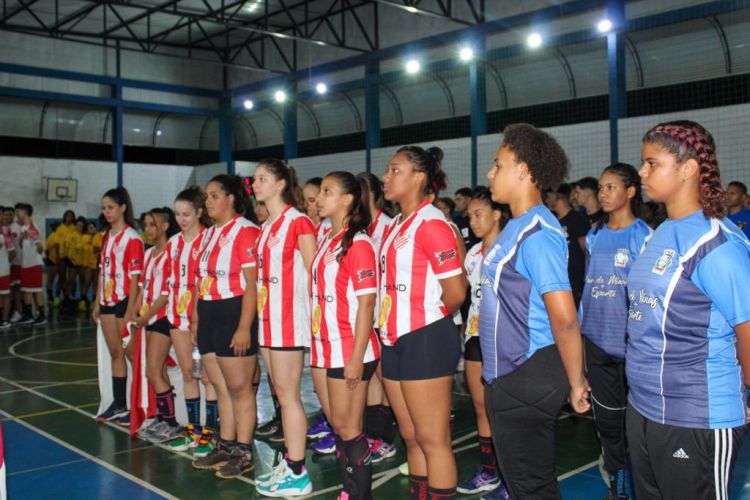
left=480, top=124, right=590, bottom=499
left=579, top=163, right=652, bottom=500
left=626, top=120, right=750, bottom=499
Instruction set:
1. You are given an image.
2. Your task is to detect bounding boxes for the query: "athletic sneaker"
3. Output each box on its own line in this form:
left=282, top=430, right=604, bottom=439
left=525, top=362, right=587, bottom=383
left=137, top=419, right=161, bottom=440
left=16, top=314, right=34, bottom=325
left=32, top=315, right=47, bottom=326
left=307, top=414, right=331, bottom=439
left=457, top=466, right=502, bottom=494
left=192, top=440, right=232, bottom=470
left=267, top=424, right=285, bottom=443
left=337, top=492, right=350, bottom=500
left=148, top=422, right=182, bottom=443
left=193, top=429, right=216, bottom=458
left=604, top=469, right=630, bottom=500
left=117, top=413, right=130, bottom=427
left=255, top=459, right=312, bottom=497
left=216, top=446, right=254, bottom=479
left=256, top=416, right=281, bottom=437
left=480, top=484, right=511, bottom=500
left=398, top=461, right=409, bottom=476
left=52, top=297, right=62, bottom=308
left=96, top=403, right=129, bottom=422
left=167, top=424, right=201, bottom=452
left=367, top=438, right=396, bottom=463
left=0, top=320, right=11, bottom=329
left=9, top=311, right=21, bottom=323
left=310, top=432, right=336, bottom=454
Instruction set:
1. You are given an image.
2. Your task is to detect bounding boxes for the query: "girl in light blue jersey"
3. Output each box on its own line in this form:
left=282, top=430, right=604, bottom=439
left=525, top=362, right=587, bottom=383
left=626, top=120, right=750, bottom=499
left=580, top=163, right=652, bottom=500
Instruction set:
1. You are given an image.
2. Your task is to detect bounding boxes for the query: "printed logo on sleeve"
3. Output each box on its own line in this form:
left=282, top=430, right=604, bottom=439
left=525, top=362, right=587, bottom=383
left=614, top=248, right=629, bottom=268
left=434, top=248, right=457, bottom=265
left=356, top=269, right=375, bottom=282
left=652, top=249, right=676, bottom=275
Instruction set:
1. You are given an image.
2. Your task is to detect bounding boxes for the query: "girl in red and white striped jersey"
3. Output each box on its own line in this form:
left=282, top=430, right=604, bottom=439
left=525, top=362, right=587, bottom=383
left=92, top=187, right=144, bottom=424
left=162, top=187, right=219, bottom=453
left=252, top=159, right=316, bottom=497
left=191, top=175, right=260, bottom=479
left=380, top=146, right=467, bottom=499
left=312, top=171, right=380, bottom=498
left=132, top=208, right=181, bottom=442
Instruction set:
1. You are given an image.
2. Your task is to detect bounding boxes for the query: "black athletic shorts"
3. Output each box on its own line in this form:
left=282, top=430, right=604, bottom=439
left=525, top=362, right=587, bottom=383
left=327, top=359, right=379, bottom=381
left=147, top=317, right=173, bottom=337
left=197, top=296, right=258, bottom=357
left=464, top=336, right=482, bottom=362
left=381, top=316, right=461, bottom=381
left=100, top=298, right=129, bottom=319
left=267, top=346, right=305, bottom=352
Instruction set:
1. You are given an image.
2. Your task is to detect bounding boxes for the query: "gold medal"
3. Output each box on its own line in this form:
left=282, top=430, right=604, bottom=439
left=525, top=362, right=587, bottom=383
left=257, top=286, right=268, bottom=315
left=103, top=278, right=114, bottom=301
left=312, top=304, right=321, bottom=336
left=176, top=290, right=192, bottom=315
left=468, top=314, right=479, bottom=335
left=200, top=276, right=213, bottom=296
left=139, top=303, right=149, bottom=316
left=378, top=296, right=392, bottom=328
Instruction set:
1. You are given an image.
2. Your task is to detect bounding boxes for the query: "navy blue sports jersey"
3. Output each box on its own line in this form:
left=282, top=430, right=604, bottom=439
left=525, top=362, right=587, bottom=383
left=580, top=219, right=653, bottom=358
left=626, top=210, right=750, bottom=429
left=728, top=206, right=750, bottom=240
left=479, top=205, right=571, bottom=381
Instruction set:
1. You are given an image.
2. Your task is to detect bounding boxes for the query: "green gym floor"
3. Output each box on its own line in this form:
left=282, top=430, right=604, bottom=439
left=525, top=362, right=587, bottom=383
left=2, top=314, right=749, bottom=499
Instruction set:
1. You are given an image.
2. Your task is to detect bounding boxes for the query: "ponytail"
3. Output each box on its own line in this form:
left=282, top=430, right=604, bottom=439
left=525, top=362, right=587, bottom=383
left=397, top=145, right=448, bottom=196
left=258, top=158, right=303, bottom=210
left=642, top=120, right=724, bottom=219
left=208, top=175, right=251, bottom=216
left=324, top=172, right=372, bottom=261
left=176, top=185, right=211, bottom=227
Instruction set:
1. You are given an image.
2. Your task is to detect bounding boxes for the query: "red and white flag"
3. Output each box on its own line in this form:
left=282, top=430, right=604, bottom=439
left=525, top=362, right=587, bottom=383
left=129, top=324, right=156, bottom=436
left=1, top=420, right=6, bottom=500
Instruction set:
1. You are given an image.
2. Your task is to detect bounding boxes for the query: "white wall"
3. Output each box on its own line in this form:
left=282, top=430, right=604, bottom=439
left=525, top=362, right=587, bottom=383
left=0, top=157, right=197, bottom=237
left=289, top=103, right=750, bottom=194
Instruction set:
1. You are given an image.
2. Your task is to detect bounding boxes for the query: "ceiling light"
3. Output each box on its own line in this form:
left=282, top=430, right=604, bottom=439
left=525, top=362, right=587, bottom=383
left=243, top=99, right=254, bottom=110
left=597, top=19, right=613, bottom=33
left=156, top=130, right=163, bottom=136
left=274, top=90, right=287, bottom=103
left=405, top=6, right=418, bottom=13
left=405, top=59, right=420, bottom=74
left=315, top=83, right=328, bottom=95
left=459, top=47, right=474, bottom=62
left=527, top=33, right=542, bottom=48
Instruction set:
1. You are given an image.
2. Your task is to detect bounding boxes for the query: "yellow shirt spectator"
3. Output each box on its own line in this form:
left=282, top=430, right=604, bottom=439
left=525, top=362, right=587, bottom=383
left=55, top=223, right=76, bottom=260
left=82, top=233, right=97, bottom=270
left=46, top=231, right=59, bottom=264
left=67, top=230, right=85, bottom=267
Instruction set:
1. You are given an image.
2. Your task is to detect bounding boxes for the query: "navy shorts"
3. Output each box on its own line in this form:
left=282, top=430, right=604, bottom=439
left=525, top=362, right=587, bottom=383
left=147, top=317, right=173, bottom=337
left=197, top=296, right=258, bottom=358
left=100, top=298, right=129, bottom=319
left=327, top=359, right=379, bottom=381
left=381, top=316, right=461, bottom=381
left=464, top=336, right=482, bottom=362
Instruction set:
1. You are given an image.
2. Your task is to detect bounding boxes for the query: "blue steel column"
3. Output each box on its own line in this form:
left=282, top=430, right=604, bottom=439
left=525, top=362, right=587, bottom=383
left=284, top=82, right=298, bottom=162
left=112, top=85, right=124, bottom=187
left=607, top=0, right=626, bottom=164
left=365, top=60, right=381, bottom=173
left=219, top=96, right=234, bottom=174
left=469, top=37, right=487, bottom=188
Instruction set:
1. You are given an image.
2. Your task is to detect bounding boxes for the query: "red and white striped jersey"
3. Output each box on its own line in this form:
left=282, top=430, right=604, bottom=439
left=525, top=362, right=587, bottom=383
left=164, top=229, right=206, bottom=330
left=99, top=226, right=144, bottom=307
left=368, top=210, right=393, bottom=255
left=310, top=229, right=380, bottom=368
left=19, top=222, right=43, bottom=269
left=196, top=216, right=259, bottom=301
left=464, top=243, right=484, bottom=339
left=138, top=246, right=169, bottom=325
left=256, top=206, right=315, bottom=348
left=316, top=218, right=333, bottom=245
left=0, top=233, right=13, bottom=277
left=378, top=200, right=463, bottom=346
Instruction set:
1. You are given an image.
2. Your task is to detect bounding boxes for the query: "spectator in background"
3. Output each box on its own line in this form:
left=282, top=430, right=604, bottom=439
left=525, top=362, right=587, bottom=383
left=303, top=177, right=323, bottom=227
left=434, top=197, right=456, bottom=221
left=575, top=177, right=605, bottom=225
left=745, top=193, right=750, bottom=211
left=569, top=181, right=580, bottom=210
left=15, top=203, right=46, bottom=325
left=45, top=223, right=60, bottom=306
left=254, top=200, right=269, bottom=224
left=454, top=187, right=479, bottom=249
left=549, top=184, right=590, bottom=307
left=726, top=181, right=750, bottom=239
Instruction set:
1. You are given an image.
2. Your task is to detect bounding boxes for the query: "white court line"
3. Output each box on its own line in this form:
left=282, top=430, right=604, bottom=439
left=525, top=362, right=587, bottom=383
left=557, top=460, right=599, bottom=481
left=0, top=408, right=175, bottom=499
left=0, top=378, right=98, bottom=396
left=8, top=332, right=97, bottom=366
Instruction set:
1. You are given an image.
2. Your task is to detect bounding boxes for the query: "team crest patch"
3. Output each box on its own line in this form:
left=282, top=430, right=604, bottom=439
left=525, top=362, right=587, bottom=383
left=191, top=248, right=201, bottom=260
left=267, top=234, right=280, bottom=248
left=219, top=235, right=231, bottom=248
left=614, top=248, right=629, bottom=268
left=324, top=248, right=338, bottom=264
left=393, top=234, right=410, bottom=250
left=652, top=249, right=676, bottom=275
left=356, top=269, right=375, bottom=282
left=434, top=249, right=457, bottom=265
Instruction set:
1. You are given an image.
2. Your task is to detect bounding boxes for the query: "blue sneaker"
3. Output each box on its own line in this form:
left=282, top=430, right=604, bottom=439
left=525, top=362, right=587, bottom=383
left=256, top=459, right=312, bottom=497
left=310, top=432, right=336, bottom=454
left=117, top=413, right=131, bottom=427
left=480, top=484, right=511, bottom=500
left=604, top=469, right=630, bottom=499
left=96, top=403, right=128, bottom=422
left=307, top=414, right=331, bottom=439
left=457, top=466, right=502, bottom=494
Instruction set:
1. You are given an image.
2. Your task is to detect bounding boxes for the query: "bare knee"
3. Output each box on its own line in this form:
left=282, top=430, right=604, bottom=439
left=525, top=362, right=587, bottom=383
left=275, top=385, right=301, bottom=408
left=415, top=427, right=450, bottom=454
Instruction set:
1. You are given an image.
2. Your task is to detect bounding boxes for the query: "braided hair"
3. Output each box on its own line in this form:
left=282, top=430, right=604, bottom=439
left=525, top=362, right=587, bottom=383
left=642, top=120, right=725, bottom=219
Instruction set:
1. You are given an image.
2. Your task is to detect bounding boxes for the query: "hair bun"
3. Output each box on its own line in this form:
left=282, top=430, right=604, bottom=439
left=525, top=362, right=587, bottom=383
left=426, top=146, right=444, bottom=164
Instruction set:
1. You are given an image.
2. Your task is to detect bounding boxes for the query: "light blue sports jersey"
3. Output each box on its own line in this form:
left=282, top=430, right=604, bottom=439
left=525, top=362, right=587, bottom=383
left=479, top=204, right=571, bottom=381
left=580, top=219, right=653, bottom=358
left=626, top=210, right=750, bottom=429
